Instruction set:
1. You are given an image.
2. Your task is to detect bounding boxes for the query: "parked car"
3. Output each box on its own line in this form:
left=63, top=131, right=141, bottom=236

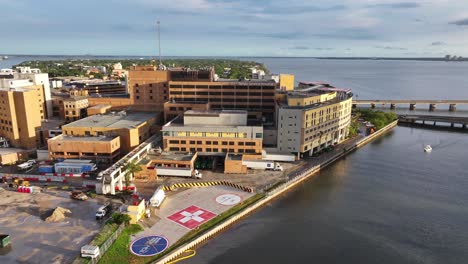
left=95, top=204, right=111, bottom=220
left=70, top=190, right=88, bottom=201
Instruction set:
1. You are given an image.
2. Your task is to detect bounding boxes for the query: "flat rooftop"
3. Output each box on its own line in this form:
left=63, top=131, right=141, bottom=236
left=50, top=135, right=118, bottom=142
left=63, top=112, right=157, bottom=129
left=41, top=118, right=65, bottom=130
left=184, top=110, right=247, bottom=116
left=87, top=104, right=112, bottom=110
left=140, top=152, right=196, bottom=164
left=164, top=101, right=209, bottom=105
left=226, top=153, right=243, bottom=161
left=63, top=96, right=88, bottom=101
left=0, top=148, right=26, bottom=155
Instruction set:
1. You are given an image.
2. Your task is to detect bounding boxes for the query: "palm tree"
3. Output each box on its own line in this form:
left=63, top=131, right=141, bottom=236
left=123, top=161, right=142, bottom=188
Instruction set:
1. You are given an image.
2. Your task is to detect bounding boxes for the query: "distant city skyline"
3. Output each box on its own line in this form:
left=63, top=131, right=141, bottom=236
left=1, top=0, right=468, bottom=57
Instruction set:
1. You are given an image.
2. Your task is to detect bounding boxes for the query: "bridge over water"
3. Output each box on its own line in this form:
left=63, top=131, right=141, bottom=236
left=398, top=114, right=468, bottom=130
left=353, top=99, right=468, bottom=111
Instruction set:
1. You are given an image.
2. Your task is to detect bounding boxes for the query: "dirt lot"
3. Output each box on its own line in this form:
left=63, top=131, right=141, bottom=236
left=0, top=188, right=109, bottom=264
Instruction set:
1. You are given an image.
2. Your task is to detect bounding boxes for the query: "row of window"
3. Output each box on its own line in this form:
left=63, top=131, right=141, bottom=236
left=168, top=147, right=257, bottom=153
left=134, top=83, right=168, bottom=88
left=168, top=140, right=257, bottom=146
left=135, top=95, right=168, bottom=100
left=169, top=85, right=275, bottom=90
left=135, top=89, right=167, bottom=94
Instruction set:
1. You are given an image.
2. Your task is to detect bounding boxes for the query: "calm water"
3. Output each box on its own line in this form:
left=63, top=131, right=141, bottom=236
left=190, top=59, right=468, bottom=264
left=192, top=127, right=468, bottom=264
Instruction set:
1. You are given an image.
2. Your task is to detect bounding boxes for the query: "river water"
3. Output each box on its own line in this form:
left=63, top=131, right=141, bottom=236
left=2, top=56, right=468, bottom=263
left=190, top=58, right=468, bottom=264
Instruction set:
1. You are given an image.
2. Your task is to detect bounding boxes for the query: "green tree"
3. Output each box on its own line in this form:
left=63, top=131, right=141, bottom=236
left=111, top=212, right=132, bottom=225
left=123, top=161, right=142, bottom=188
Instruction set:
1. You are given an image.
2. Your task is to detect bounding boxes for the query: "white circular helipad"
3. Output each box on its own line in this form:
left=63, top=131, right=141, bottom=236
left=216, top=194, right=241, bottom=205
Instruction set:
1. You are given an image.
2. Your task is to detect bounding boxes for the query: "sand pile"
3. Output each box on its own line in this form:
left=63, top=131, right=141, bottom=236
left=45, top=207, right=71, bottom=222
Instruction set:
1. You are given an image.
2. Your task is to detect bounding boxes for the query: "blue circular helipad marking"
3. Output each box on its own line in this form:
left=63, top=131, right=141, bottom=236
left=130, top=235, right=169, bottom=257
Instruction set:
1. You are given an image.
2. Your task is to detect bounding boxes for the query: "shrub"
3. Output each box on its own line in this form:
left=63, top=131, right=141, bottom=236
left=111, top=213, right=132, bottom=225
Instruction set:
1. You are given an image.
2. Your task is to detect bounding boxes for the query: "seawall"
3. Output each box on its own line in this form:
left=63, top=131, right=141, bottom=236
left=154, top=120, right=398, bottom=264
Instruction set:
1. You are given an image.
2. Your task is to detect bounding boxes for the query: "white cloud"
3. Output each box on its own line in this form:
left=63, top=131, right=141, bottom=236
left=338, top=10, right=380, bottom=28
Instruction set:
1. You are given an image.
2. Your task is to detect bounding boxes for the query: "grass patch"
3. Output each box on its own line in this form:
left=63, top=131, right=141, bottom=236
left=98, top=224, right=143, bottom=264
left=91, top=223, right=119, bottom=247
left=130, top=193, right=265, bottom=264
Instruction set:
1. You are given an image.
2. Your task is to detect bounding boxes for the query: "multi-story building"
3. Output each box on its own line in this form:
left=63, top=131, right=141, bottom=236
left=61, top=111, right=159, bottom=153
left=127, top=65, right=170, bottom=112
left=277, top=87, right=353, bottom=158
left=163, top=101, right=211, bottom=121
left=0, top=85, right=45, bottom=149
left=1, top=67, right=53, bottom=118
left=168, top=79, right=277, bottom=122
left=48, top=134, right=121, bottom=164
left=63, top=96, right=89, bottom=122
left=162, top=110, right=263, bottom=154
left=64, top=80, right=127, bottom=96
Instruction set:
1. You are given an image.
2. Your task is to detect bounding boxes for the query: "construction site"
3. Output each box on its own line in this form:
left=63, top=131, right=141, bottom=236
left=0, top=187, right=108, bottom=263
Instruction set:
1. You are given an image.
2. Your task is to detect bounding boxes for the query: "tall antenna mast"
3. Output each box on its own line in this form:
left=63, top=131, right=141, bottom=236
left=157, top=20, right=162, bottom=66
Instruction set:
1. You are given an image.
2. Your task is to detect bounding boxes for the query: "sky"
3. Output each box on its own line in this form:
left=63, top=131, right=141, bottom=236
left=1, top=0, right=468, bottom=57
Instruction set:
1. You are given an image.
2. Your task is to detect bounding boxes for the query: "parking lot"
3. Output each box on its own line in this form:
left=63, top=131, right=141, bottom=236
left=0, top=188, right=110, bottom=264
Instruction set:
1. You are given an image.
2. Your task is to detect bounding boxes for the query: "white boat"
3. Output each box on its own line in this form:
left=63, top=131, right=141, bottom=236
left=2, top=56, right=8, bottom=60
left=424, top=145, right=432, bottom=152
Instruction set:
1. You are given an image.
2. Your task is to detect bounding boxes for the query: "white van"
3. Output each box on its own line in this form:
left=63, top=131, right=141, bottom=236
left=81, top=245, right=100, bottom=258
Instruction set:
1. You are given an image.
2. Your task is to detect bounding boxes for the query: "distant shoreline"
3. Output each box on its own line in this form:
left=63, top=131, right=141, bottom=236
left=1, top=55, right=467, bottom=62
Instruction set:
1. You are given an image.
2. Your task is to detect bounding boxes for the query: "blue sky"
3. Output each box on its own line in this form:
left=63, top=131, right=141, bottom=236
left=1, top=0, right=468, bottom=57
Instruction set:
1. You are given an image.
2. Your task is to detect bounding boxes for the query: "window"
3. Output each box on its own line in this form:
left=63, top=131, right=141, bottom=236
left=136, top=89, right=139, bottom=93
left=169, top=147, right=179, bottom=151
left=150, top=96, right=153, bottom=100
left=136, top=96, right=140, bottom=100
left=169, top=140, right=179, bottom=144
left=206, top=141, right=211, bottom=145
left=196, top=148, right=202, bottom=151
left=213, top=141, right=218, bottom=145
left=238, top=142, right=244, bottom=146
left=228, top=149, right=234, bottom=152
left=149, top=84, right=153, bottom=87
left=135, top=84, right=139, bottom=87
left=245, top=142, right=256, bottom=146
left=206, top=148, right=212, bottom=152
left=197, top=141, right=202, bottom=144
left=213, top=148, right=218, bottom=152
left=190, top=140, right=195, bottom=144
left=180, top=140, right=186, bottom=144
left=229, top=142, right=234, bottom=145
left=222, top=141, right=228, bottom=145
left=221, top=148, right=227, bottom=152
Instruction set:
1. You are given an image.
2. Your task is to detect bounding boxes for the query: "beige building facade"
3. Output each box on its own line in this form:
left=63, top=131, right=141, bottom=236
left=162, top=110, right=263, bottom=154
left=48, top=135, right=121, bottom=163
left=0, top=85, right=45, bottom=149
left=277, top=88, right=353, bottom=157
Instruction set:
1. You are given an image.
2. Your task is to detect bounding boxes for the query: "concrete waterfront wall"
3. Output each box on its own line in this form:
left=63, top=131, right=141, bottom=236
left=154, top=120, right=398, bottom=264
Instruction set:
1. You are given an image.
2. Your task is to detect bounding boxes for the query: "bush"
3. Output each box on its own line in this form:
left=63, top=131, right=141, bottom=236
left=111, top=213, right=132, bottom=225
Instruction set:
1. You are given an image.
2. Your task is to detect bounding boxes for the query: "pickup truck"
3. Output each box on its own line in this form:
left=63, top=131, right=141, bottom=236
left=95, top=204, right=111, bottom=220
left=70, top=190, right=88, bottom=201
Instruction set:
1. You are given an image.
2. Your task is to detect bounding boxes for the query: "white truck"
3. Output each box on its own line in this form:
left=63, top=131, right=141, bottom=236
left=81, top=245, right=100, bottom=258
left=155, top=167, right=202, bottom=179
left=242, top=160, right=284, bottom=171
left=149, top=188, right=166, bottom=207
